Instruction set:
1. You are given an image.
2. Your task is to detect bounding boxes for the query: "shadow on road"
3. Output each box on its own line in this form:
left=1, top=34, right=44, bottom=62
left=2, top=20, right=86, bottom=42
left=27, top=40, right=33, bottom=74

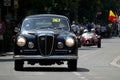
left=77, top=67, right=90, bottom=72
left=17, top=67, right=89, bottom=72
left=78, top=46, right=102, bottom=50
left=0, top=58, right=14, bottom=62
left=0, top=54, right=14, bottom=62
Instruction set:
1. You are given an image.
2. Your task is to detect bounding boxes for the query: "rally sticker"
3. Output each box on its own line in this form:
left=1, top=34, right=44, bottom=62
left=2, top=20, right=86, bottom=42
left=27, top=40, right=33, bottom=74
left=52, top=18, right=61, bottom=22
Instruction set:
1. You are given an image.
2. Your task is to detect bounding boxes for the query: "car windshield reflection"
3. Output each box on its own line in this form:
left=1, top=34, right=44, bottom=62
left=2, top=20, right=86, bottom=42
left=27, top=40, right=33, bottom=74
left=21, top=17, right=69, bottom=31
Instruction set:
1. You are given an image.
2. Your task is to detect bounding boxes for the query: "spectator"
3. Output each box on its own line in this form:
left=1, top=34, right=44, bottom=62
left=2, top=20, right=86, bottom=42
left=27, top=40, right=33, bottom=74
left=117, top=16, right=120, bottom=37
left=71, top=21, right=80, bottom=34
left=86, top=22, right=93, bottom=32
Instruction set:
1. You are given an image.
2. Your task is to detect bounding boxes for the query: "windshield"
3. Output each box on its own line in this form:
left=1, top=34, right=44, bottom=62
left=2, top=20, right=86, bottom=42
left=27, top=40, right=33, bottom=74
left=21, top=17, right=69, bottom=31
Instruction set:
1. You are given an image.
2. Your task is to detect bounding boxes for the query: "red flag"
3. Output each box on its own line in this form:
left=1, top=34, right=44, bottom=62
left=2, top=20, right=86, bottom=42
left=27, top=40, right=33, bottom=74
left=108, top=10, right=116, bottom=22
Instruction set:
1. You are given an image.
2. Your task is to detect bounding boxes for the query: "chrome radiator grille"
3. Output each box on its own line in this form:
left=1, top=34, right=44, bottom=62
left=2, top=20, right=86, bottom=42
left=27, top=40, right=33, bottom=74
left=38, top=35, right=54, bottom=55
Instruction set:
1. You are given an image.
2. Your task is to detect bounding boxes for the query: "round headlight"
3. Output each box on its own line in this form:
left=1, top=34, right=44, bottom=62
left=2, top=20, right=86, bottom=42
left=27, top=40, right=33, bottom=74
left=57, top=42, right=64, bottom=49
left=17, top=37, right=26, bottom=47
left=65, top=37, right=75, bottom=47
left=28, top=42, right=34, bottom=48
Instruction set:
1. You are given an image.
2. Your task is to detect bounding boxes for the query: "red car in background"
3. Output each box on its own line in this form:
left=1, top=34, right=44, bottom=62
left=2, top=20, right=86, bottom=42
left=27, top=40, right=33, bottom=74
left=81, top=32, right=101, bottom=48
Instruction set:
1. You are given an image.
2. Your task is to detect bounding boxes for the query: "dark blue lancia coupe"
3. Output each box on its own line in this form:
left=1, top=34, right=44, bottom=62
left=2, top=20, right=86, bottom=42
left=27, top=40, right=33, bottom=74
left=13, top=14, right=78, bottom=71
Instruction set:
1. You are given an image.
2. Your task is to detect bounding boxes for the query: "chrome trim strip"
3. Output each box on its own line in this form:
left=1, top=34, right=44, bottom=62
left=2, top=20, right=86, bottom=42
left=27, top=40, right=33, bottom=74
left=14, top=55, right=78, bottom=60
left=38, top=35, right=44, bottom=55
left=23, top=49, right=37, bottom=52
left=45, top=36, right=47, bottom=55
left=47, top=35, right=54, bottom=55
left=55, top=49, right=68, bottom=51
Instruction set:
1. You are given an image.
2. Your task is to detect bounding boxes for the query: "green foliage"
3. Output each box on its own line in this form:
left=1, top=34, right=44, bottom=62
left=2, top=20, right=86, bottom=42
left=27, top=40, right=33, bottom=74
left=19, top=0, right=120, bottom=24
left=78, top=0, right=120, bottom=24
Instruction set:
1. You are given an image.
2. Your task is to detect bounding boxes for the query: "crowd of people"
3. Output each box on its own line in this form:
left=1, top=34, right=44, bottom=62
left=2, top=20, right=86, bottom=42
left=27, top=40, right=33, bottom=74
left=71, top=21, right=119, bottom=38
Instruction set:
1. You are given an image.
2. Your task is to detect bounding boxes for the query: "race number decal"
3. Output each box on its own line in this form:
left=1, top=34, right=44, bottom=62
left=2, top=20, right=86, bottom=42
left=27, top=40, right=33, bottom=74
left=52, top=18, right=61, bottom=22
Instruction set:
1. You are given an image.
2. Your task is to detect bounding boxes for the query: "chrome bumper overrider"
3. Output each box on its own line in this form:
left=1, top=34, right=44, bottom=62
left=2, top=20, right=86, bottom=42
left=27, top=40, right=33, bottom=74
left=13, top=55, right=78, bottom=60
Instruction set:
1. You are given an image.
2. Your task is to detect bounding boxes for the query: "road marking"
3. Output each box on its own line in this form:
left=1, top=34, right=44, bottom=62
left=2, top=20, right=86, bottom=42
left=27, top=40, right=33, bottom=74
left=73, top=72, right=89, bottom=80
left=80, top=77, right=89, bottom=80
left=111, top=56, right=120, bottom=68
left=73, top=72, right=81, bottom=76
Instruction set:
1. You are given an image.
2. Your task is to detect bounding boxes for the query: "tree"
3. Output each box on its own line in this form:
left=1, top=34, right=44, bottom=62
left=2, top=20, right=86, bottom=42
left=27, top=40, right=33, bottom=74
left=18, top=0, right=120, bottom=24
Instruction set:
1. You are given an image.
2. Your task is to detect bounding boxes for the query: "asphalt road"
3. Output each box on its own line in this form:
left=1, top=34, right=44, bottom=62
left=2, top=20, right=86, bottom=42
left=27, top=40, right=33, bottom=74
left=0, top=37, right=120, bottom=80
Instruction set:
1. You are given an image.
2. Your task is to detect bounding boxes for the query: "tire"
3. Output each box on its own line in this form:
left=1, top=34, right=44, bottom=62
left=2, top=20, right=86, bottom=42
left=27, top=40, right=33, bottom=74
left=119, top=32, right=120, bottom=37
left=78, top=42, right=81, bottom=48
left=14, top=60, right=24, bottom=71
left=97, top=38, right=101, bottom=48
left=68, top=60, right=77, bottom=71
left=77, top=39, right=81, bottom=48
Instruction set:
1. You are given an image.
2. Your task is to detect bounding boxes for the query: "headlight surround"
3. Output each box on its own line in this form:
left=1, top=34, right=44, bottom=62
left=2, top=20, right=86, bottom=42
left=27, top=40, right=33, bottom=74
left=17, top=36, right=26, bottom=47
left=65, top=37, right=75, bottom=47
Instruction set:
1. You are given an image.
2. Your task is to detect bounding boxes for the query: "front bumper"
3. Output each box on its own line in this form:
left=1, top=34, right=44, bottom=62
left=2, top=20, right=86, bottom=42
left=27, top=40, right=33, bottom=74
left=13, top=55, right=78, bottom=60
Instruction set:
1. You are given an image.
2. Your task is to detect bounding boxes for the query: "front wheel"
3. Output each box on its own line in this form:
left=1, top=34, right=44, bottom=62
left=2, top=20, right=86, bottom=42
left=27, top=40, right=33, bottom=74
left=68, top=60, right=77, bottom=71
left=14, top=60, right=24, bottom=71
left=97, top=38, right=101, bottom=48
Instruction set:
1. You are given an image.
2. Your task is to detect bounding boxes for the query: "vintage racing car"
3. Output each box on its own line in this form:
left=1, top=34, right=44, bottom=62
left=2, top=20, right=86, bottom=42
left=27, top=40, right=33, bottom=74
left=13, top=14, right=78, bottom=71
left=80, top=29, right=101, bottom=48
